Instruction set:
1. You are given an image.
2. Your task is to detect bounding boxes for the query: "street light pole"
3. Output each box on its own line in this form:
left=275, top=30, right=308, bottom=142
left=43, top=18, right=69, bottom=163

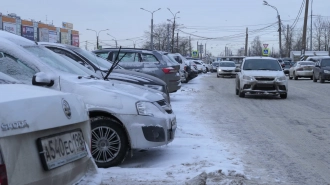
left=140, top=8, right=161, bottom=50
left=263, top=1, right=282, bottom=58
left=127, top=39, right=143, bottom=48
left=86, top=28, right=109, bottom=49
left=167, top=8, right=180, bottom=53
left=310, top=0, right=314, bottom=51
left=107, top=33, right=117, bottom=48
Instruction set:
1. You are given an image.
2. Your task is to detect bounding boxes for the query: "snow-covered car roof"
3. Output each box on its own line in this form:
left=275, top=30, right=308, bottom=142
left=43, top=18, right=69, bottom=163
left=244, top=56, right=277, bottom=60
left=0, top=30, right=36, bottom=47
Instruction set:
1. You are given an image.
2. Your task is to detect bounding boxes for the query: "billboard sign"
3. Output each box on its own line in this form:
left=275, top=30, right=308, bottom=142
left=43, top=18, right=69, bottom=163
left=22, top=26, right=34, bottom=41
left=62, top=22, right=73, bottom=30
left=49, top=30, right=58, bottom=43
left=3, top=22, right=17, bottom=34
left=39, top=28, right=49, bottom=42
left=72, top=34, right=79, bottom=47
left=61, top=32, right=69, bottom=44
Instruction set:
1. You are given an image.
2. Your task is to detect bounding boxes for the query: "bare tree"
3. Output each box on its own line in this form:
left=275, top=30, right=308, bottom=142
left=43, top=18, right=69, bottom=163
left=250, top=36, right=262, bottom=56
left=282, top=24, right=295, bottom=57
left=292, top=28, right=303, bottom=51
left=312, top=16, right=326, bottom=51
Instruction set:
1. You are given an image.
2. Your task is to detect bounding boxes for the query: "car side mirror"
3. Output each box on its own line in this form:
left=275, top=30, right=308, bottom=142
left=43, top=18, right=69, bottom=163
left=236, top=69, right=241, bottom=72
left=32, top=72, right=54, bottom=87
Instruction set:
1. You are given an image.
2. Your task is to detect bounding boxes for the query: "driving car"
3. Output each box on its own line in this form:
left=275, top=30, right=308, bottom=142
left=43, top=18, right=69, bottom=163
left=288, top=61, right=315, bottom=80
left=312, top=56, right=330, bottom=83
left=217, top=61, right=237, bottom=78
left=282, top=61, right=293, bottom=75
left=235, top=57, right=288, bottom=99
left=37, top=42, right=171, bottom=103
left=211, top=61, right=220, bottom=72
left=0, top=31, right=177, bottom=168
left=0, top=73, right=99, bottom=185
left=93, top=48, right=181, bottom=93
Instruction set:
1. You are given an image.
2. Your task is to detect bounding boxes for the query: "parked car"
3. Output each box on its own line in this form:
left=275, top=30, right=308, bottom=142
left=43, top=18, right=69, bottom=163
left=93, top=48, right=181, bottom=93
left=168, top=53, right=198, bottom=81
left=312, top=57, right=330, bottom=83
left=186, top=58, right=206, bottom=73
left=0, top=31, right=177, bottom=168
left=288, top=61, right=315, bottom=80
left=211, top=61, right=220, bottom=72
left=167, top=53, right=189, bottom=83
left=217, top=61, right=237, bottom=78
left=0, top=72, right=99, bottom=185
left=38, top=43, right=171, bottom=103
left=282, top=61, right=292, bottom=74
left=235, top=57, right=288, bottom=99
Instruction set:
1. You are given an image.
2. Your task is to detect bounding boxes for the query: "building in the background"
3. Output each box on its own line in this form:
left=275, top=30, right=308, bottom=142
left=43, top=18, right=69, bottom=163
left=0, top=12, right=79, bottom=46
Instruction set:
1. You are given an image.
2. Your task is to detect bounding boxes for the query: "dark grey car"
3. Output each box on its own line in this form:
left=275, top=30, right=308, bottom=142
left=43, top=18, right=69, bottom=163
left=312, top=57, right=330, bottom=83
left=93, top=48, right=181, bottom=93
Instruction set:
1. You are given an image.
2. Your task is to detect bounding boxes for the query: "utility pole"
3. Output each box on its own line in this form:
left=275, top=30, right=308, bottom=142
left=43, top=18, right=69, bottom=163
left=189, top=36, right=191, bottom=56
left=245, top=27, right=248, bottom=56
left=278, top=14, right=282, bottom=58
left=287, top=24, right=289, bottom=57
left=205, top=43, right=206, bottom=57
left=197, top=41, right=199, bottom=57
left=167, top=24, right=170, bottom=52
left=140, top=8, right=161, bottom=50
left=310, top=0, right=314, bottom=51
left=167, top=8, right=180, bottom=53
left=301, top=0, right=309, bottom=60
left=176, top=32, right=179, bottom=53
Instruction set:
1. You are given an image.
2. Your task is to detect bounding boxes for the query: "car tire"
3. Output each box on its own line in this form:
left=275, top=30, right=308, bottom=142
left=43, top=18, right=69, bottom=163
left=280, top=93, right=287, bottom=99
left=238, top=82, right=245, bottom=97
left=90, top=116, right=129, bottom=168
left=206, top=67, right=209, bottom=72
left=293, top=72, right=298, bottom=80
left=310, top=76, right=313, bottom=80
left=319, top=75, right=325, bottom=83
left=313, top=74, right=317, bottom=82
left=235, top=83, right=239, bottom=95
left=289, top=73, right=293, bottom=80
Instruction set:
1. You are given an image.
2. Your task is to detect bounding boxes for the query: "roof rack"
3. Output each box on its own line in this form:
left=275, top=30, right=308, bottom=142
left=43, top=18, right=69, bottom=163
left=101, top=47, right=153, bottom=51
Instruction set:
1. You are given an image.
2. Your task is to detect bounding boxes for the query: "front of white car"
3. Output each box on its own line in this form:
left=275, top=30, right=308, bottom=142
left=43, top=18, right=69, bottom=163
left=236, top=57, right=288, bottom=99
left=217, top=61, right=237, bottom=77
left=0, top=74, right=99, bottom=185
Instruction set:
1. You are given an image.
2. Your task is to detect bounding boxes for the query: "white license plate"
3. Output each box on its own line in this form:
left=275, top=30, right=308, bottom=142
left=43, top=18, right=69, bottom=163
left=36, top=129, right=88, bottom=171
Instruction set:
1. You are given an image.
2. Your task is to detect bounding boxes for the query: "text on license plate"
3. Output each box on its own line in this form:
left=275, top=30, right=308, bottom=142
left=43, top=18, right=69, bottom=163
left=36, top=129, right=88, bottom=171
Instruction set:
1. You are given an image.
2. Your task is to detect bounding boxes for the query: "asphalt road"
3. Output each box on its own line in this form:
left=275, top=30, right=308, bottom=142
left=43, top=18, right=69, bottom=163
left=193, top=73, right=330, bottom=185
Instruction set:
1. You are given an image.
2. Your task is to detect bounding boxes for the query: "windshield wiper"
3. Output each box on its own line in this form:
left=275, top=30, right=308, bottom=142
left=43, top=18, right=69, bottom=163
left=243, top=69, right=254, bottom=70
left=104, top=46, right=127, bottom=79
left=78, top=75, right=99, bottom=79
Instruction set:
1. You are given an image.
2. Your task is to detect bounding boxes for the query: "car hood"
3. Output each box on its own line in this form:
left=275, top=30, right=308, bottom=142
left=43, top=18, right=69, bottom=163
left=110, top=69, right=166, bottom=85
left=243, top=70, right=285, bottom=77
left=0, top=84, right=88, bottom=137
left=219, top=67, right=236, bottom=70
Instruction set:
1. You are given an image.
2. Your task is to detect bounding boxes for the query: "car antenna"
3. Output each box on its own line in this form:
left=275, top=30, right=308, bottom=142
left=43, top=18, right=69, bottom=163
left=104, top=46, right=122, bottom=80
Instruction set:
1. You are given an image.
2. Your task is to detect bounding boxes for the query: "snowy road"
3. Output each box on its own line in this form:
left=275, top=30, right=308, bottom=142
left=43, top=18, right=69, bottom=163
left=100, top=73, right=330, bottom=185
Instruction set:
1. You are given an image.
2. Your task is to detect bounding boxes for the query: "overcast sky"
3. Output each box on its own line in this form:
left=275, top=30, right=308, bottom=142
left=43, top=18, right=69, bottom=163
left=1, top=0, right=329, bottom=55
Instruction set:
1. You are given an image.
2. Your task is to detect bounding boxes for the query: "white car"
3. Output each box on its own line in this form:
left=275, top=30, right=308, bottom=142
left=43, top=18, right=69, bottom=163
left=288, top=61, right=315, bottom=80
left=168, top=53, right=189, bottom=83
left=186, top=58, right=206, bottom=73
left=0, top=31, right=177, bottom=168
left=235, top=57, right=288, bottom=99
left=0, top=73, right=99, bottom=185
left=217, top=61, right=237, bottom=78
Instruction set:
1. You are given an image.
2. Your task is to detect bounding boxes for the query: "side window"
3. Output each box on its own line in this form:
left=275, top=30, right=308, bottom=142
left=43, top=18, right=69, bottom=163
left=141, top=53, right=159, bottom=63
left=95, top=53, right=109, bottom=59
left=112, top=52, right=139, bottom=62
left=0, top=52, right=38, bottom=84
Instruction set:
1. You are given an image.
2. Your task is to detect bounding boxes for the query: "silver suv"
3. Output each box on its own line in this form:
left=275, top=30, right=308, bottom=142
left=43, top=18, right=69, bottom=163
left=236, top=57, right=288, bottom=99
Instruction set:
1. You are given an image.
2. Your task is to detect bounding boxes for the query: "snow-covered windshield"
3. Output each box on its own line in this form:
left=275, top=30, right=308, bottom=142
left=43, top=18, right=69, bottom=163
left=24, top=46, right=89, bottom=76
left=0, top=72, right=23, bottom=84
left=72, top=48, right=113, bottom=69
left=220, top=62, right=235, bottom=67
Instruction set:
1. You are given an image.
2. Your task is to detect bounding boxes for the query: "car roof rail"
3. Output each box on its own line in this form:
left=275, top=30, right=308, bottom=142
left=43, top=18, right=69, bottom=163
left=101, top=47, right=153, bottom=51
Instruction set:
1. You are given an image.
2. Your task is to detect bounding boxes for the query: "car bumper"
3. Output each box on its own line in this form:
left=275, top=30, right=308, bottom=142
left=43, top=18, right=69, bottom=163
left=296, top=71, right=313, bottom=77
left=117, top=113, right=177, bottom=149
left=241, top=80, right=288, bottom=95
left=321, top=73, right=330, bottom=80
left=217, top=71, right=236, bottom=76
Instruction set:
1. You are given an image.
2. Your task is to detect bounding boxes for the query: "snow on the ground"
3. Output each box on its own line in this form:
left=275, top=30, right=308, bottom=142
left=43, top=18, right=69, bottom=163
left=99, top=74, right=245, bottom=185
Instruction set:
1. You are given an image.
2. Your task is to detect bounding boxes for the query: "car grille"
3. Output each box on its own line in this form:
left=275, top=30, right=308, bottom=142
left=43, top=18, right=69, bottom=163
left=253, top=84, right=276, bottom=90
left=223, top=70, right=233, bottom=72
left=156, top=100, right=173, bottom=114
left=255, top=77, right=275, bottom=81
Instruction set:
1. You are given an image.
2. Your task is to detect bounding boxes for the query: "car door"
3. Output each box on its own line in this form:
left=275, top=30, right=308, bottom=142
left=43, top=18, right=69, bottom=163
left=289, top=62, right=297, bottom=76
left=139, top=52, right=164, bottom=78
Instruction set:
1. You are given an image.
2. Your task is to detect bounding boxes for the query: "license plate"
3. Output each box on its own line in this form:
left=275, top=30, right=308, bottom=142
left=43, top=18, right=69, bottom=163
left=36, top=129, right=88, bottom=171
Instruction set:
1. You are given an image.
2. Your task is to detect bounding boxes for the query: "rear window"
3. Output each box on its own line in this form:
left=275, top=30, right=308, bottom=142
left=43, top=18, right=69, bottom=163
left=299, top=62, right=315, bottom=66
left=321, top=59, right=330, bottom=67
left=219, top=62, right=235, bottom=67
left=243, top=59, right=282, bottom=71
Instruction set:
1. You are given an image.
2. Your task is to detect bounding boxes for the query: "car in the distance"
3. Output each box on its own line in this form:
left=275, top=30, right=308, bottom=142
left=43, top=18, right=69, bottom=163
left=288, top=61, right=315, bottom=80
left=0, top=72, right=99, bottom=185
left=217, top=61, right=237, bottom=78
left=235, top=57, right=288, bottom=99
left=312, top=57, right=330, bottom=83
left=211, top=61, right=220, bottom=72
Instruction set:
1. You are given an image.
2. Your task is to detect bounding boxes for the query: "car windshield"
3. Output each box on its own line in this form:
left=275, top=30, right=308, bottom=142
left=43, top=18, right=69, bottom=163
left=321, top=59, right=330, bottom=67
left=163, top=55, right=179, bottom=66
left=212, top=62, right=219, bottom=67
left=0, top=72, right=23, bottom=84
left=219, top=62, right=235, bottom=67
left=243, top=59, right=282, bottom=71
left=72, top=48, right=115, bottom=70
left=23, top=46, right=90, bottom=75
left=300, top=62, right=315, bottom=66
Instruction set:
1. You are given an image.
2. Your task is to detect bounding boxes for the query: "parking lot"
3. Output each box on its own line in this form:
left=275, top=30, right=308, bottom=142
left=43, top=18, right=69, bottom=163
left=98, top=73, right=330, bottom=185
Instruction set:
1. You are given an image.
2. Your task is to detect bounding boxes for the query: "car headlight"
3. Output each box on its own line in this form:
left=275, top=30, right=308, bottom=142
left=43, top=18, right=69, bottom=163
left=144, top=84, right=163, bottom=91
left=136, top=101, right=164, bottom=117
left=243, top=75, right=254, bottom=81
left=324, top=70, right=330, bottom=74
left=276, top=76, right=287, bottom=82
left=218, top=68, right=221, bottom=71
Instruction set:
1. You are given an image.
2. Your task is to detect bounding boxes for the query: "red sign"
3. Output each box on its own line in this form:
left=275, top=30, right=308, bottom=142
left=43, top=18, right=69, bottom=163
left=72, top=34, right=79, bottom=47
left=263, top=44, right=269, bottom=48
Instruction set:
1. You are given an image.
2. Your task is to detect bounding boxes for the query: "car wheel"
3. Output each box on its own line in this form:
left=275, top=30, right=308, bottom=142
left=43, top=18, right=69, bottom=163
left=288, top=72, right=293, bottom=80
left=293, top=72, right=298, bottom=80
left=235, top=83, right=239, bottom=95
left=238, top=83, right=245, bottom=97
left=319, top=75, right=325, bottom=83
left=310, top=76, right=313, bottom=80
left=280, top=93, right=287, bottom=99
left=90, top=116, right=129, bottom=168
left=206, top=67, right=209, bottom=72
left=313, top=74, right=317, bottom=82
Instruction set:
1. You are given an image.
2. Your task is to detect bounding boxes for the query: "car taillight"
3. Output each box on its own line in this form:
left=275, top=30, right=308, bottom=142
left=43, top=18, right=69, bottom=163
left=0, top=150, right=8, bottom=185
left=162, top=67, right=177, bottom=74
left=296, top=68, right=303, bottom=71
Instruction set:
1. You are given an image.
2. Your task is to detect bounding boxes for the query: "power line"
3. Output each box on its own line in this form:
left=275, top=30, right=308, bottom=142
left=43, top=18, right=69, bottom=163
left=291, top=0, right=305, bottom=30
